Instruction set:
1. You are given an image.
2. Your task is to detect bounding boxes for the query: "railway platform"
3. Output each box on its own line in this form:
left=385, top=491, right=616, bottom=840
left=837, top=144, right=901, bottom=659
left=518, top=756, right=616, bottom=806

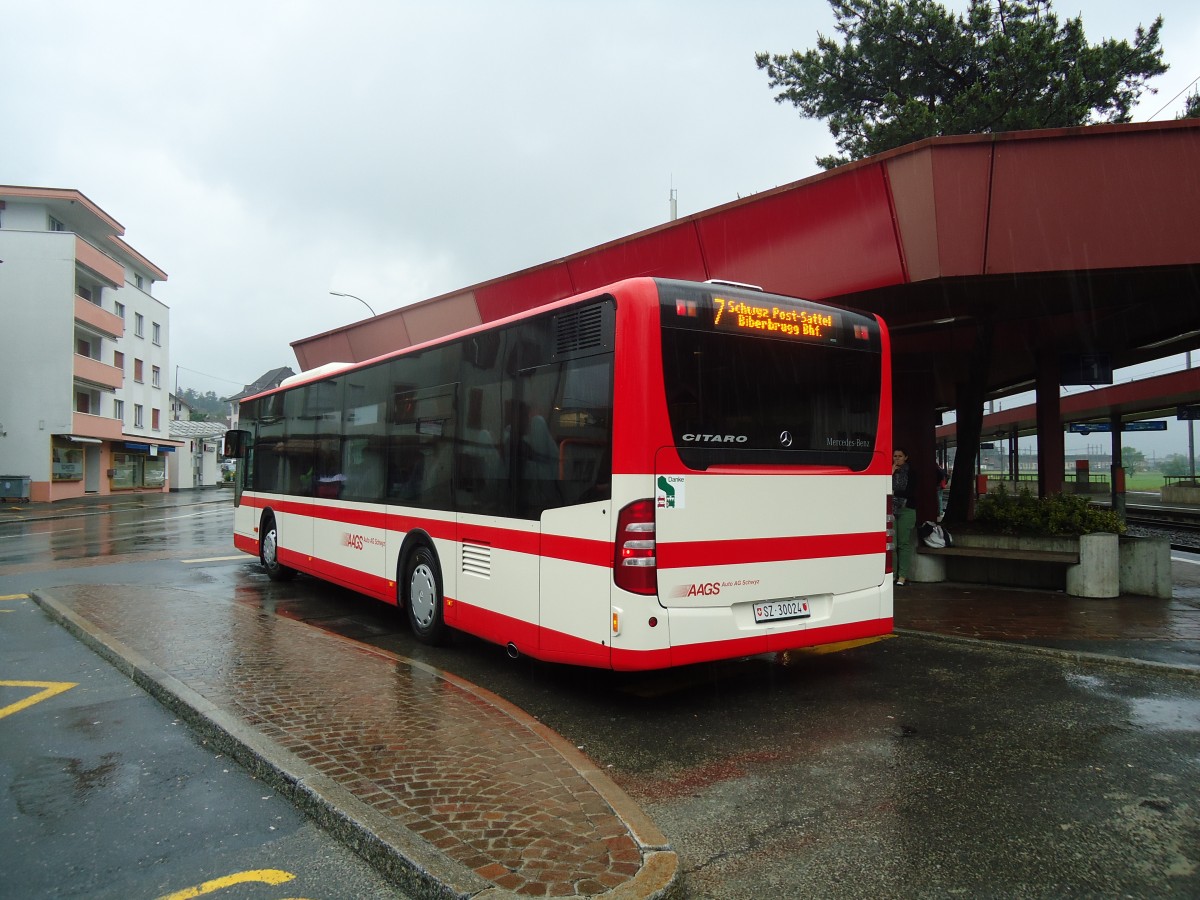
left=9, top=491, right=1200, bottom=897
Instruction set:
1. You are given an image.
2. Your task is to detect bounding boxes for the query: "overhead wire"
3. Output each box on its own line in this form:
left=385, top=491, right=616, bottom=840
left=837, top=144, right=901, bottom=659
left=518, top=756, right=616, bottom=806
left=1142, top=73, right=1200, bottom=121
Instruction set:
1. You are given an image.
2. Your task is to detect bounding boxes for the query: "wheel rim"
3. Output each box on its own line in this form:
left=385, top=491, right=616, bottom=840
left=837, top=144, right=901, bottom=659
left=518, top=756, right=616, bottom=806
left=263, top=527, right=279, bottom=569
left=409, top=562, right=437, bottom=628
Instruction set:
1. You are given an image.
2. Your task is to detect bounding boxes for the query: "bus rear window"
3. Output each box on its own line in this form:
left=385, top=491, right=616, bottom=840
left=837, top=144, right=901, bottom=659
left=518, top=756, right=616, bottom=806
left=661, top=323, right=881, bottom=471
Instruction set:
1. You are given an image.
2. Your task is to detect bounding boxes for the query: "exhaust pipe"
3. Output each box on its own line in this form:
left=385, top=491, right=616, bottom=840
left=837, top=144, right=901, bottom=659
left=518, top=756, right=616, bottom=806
left=506, top=642, right=519, bottom=659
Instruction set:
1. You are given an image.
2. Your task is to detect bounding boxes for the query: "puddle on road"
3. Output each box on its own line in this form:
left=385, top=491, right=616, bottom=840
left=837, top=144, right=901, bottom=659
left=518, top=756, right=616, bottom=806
left=1129, top=696, right=1200, bottom=733
left=1065, top=671, right=1200, bottom=733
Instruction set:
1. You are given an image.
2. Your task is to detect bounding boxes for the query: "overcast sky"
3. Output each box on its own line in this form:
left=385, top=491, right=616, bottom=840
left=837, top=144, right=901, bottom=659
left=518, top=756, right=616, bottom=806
left=5, top=0, right=1198, bottom=456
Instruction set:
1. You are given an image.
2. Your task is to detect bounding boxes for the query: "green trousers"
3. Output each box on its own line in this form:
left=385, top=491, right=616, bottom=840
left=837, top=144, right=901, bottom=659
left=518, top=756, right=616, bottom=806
left=896, top=506, right=917, bottom=579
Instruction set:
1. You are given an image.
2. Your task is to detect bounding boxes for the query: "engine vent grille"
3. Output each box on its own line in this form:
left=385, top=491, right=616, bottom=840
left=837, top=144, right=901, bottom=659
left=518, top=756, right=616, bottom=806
left=553, top=299, right=613, bottom=361
left=462, top=542, right=492, bottom=578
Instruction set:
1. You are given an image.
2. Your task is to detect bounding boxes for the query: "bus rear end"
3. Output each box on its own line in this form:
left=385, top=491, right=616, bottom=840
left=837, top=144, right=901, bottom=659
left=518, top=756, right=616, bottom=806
left=609, top=279, right=892, bottom=670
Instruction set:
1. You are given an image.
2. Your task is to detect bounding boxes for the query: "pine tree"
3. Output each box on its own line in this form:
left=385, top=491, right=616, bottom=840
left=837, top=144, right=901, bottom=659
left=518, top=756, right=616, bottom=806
left=757, top=0, right=1167, bottom=169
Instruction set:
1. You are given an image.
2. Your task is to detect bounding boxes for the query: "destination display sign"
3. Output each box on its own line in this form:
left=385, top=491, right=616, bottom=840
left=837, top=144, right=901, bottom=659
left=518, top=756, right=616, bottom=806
left=666, top=286, right=876, bottom=348
left=1069, top=421, right=1167, bottom=434
left=1178, top=404, right=1200, bottom=421
left=711, top=295, right=843, bottom=342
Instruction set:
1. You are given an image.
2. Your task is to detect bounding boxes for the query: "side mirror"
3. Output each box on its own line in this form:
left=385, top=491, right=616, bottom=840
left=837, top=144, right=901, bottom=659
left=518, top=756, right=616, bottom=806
left=224, top=429, right=251, bottom=458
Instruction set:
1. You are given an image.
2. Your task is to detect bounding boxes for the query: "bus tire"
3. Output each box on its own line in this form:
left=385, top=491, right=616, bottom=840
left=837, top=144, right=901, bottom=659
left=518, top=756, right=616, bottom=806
left=404, top=544, right=446, bottom=645
left=260, top=512, right=295, bottom=582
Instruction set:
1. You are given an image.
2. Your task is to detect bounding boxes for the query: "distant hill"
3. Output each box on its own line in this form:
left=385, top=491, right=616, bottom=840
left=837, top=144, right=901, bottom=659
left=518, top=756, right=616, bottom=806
left=178, top=388, right=227, bottom=421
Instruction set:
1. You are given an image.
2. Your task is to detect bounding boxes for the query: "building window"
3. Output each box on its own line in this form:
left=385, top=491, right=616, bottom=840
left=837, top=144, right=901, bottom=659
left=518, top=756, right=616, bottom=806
left=135, top=274, right=144, bottom=290
left=134, top=404, right=144, bottom=428
left=152, top=408, right=160, bottom=430
left=76, top=392, right=91, bottom=414
left=152, top=322, right=161, bottom=345
left=134, top=359, right=144, bottom=382
left=152, top=365, right=161, bottom=388
left=114, top=351, right=124, bottom=371
left=135, top=313, right=144, bottom=337
left=114, top=399, right=125, bottom=422
left=49, top=216, right=66, bottom=232
left=115, top=301, right=125, bottom=319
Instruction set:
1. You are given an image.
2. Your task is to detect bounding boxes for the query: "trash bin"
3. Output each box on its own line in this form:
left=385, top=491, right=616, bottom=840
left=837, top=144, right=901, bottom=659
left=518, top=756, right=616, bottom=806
left=0, top=476, right=31, bottom=501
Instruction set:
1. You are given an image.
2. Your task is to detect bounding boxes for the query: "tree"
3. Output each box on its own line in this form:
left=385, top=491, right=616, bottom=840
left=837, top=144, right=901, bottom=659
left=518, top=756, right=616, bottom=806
left=1179, top=91, right=1200, bottom=119
left=1160, top=453, right=1195, bottom=477
left=756, top=0, right=1167, bottom=169
left=1120, top=446, right=1146, bottom=471
left=178, top=387, right=228, bottom=420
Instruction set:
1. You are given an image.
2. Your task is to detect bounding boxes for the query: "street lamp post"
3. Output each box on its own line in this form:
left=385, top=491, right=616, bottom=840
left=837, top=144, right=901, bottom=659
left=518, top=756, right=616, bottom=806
left=330, top=291, right=378, bottom=317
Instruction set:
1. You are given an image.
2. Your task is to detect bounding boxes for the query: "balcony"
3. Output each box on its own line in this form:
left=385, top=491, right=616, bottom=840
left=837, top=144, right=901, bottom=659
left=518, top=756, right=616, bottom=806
left=74, top=354, right=124, bottom=391
left=72, top=411, right=124, bottom=441
left=74, top=235, right=126, bottom=286
left=74, top=295, right=125, bottom=339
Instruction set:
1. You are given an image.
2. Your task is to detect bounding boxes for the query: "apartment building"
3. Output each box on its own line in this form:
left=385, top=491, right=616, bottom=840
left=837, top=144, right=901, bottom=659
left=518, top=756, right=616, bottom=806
left=0, top=186, right=179, bottom=502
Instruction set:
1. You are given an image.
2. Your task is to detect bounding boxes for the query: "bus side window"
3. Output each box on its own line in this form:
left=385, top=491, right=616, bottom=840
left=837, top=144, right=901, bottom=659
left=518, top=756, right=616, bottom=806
left=553, top=356, right=613, bottom=507
left=342, top=437, right=385, bottom=503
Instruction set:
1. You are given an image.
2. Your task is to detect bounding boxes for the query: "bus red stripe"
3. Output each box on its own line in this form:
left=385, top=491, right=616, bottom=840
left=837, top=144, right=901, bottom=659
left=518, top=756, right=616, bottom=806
left=658, top=532, right=886, bottom=569
left=242, top=495, right=612, bottom=565
left=244, top=497, right=882, bottom=570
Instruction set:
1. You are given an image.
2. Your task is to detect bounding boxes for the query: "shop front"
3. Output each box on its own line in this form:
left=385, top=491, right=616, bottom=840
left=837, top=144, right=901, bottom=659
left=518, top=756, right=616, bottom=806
left=41, top=437, right=179, bottom=501
left=112, top=442, right=174, bottom=491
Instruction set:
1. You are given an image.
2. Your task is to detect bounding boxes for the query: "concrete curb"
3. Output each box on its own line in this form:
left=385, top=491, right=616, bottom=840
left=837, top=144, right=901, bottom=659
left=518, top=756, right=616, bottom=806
left=896, top=627, right=1200, bottom=678
left=30, top=588, right=682, bottom=900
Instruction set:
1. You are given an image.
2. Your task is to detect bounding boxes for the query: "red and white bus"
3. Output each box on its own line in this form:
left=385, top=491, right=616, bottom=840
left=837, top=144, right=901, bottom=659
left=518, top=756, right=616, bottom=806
left=224, top=277, right=893, bottom=670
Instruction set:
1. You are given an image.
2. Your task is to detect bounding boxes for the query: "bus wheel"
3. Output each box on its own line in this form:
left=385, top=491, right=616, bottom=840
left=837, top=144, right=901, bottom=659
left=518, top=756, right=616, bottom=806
left=404, top=545, right=446, bottom=644
left=260, top=513, right=295, bottom=582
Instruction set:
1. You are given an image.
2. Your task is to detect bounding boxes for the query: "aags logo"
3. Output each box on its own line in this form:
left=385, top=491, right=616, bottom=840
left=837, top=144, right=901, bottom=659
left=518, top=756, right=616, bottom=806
left=685, top=582, right=721, bottom=596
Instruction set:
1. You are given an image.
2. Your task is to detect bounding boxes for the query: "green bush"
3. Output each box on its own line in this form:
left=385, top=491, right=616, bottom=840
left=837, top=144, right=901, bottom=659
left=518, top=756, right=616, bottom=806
left=975, top=484, right=1125, bottom=536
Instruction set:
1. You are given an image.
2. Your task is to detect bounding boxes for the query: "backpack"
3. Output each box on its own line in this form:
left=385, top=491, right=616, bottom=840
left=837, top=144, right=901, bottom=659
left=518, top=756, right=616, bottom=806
left=919, top=521, right=953, bottom=549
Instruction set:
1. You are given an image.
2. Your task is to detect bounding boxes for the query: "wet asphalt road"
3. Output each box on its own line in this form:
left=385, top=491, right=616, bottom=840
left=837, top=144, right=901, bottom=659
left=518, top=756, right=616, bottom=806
left=2, top=500, right=1199, bottom=897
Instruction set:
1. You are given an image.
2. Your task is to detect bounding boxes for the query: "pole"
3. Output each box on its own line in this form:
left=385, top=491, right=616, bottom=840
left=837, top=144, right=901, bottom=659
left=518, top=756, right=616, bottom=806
left=1189, top=351, right=1196, bottom=481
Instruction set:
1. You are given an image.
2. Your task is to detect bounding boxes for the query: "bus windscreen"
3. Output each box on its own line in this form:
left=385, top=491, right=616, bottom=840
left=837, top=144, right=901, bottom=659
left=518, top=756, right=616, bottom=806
left=659, top=283, right=882, bottom=470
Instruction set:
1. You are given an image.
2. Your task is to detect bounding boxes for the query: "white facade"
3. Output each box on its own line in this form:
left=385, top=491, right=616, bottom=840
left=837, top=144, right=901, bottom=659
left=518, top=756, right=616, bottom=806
left=0, top=186, right=177, bottom=501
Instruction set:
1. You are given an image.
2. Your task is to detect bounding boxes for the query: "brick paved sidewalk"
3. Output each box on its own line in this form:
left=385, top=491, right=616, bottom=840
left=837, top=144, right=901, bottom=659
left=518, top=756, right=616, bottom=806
left=33, top=585, right=678, bottom=899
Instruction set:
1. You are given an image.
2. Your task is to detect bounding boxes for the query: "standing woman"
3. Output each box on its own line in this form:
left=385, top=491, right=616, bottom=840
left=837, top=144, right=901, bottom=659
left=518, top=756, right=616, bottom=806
left=892, top=447, right=918, bottom=586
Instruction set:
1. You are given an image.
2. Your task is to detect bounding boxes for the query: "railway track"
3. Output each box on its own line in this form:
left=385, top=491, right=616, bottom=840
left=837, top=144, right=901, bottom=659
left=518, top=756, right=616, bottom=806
left=1119, top=503, right=1200, bottom=552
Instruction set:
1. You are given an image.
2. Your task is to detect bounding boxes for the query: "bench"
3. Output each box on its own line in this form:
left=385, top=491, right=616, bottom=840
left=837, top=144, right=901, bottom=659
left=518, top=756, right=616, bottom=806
left=922, top=545, right=1079, bottom=566
left=912, top=532, right=1170, bottom=598
left=911, top=535, right=1115, bottom=596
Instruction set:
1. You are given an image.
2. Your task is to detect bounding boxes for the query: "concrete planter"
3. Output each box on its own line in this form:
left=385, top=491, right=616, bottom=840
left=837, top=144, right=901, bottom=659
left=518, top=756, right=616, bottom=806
left=1118, top=535, right=1173, bottom=599
left=912, top=531, right=1170, bottom=599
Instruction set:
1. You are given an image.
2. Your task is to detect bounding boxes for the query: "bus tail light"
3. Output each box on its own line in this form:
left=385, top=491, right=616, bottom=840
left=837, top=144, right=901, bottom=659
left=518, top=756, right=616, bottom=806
left=885, top=494, right=895, bottom=575
left=615, top=498, right=657, bottom=595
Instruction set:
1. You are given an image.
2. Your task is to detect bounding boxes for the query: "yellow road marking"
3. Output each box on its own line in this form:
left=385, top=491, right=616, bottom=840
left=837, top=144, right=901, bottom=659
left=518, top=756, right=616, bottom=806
left=181, top=555, right=246, bottom=564
left=0, top=681, right=77, bottom=720
left=0, top=594, right=29, bottom=600
left=154, top=869, right=296, bottom=900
